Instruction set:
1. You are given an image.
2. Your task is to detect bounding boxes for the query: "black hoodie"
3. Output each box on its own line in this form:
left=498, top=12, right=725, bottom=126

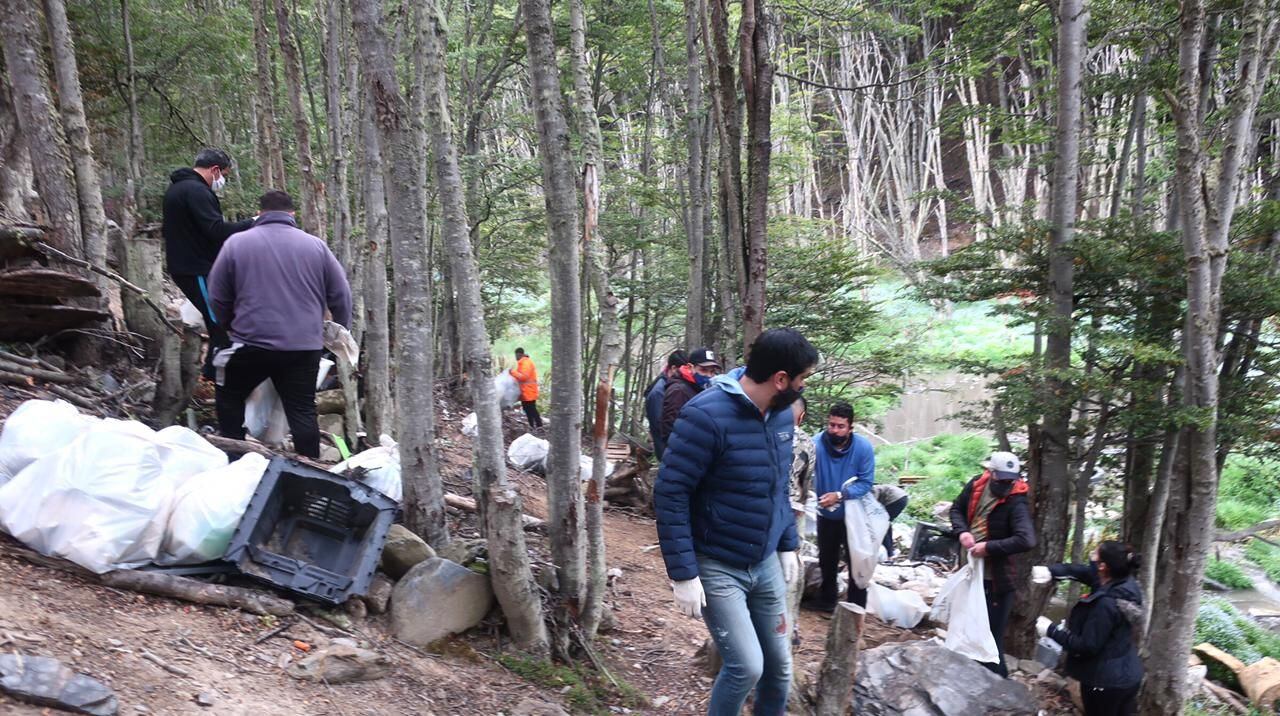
left=1048, top=563, right=1145, bottom=689
left=161, top=168, right=254, bottom=276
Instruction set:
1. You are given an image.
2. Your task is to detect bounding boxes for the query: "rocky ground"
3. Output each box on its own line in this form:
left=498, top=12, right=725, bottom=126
left=0, top=383, right=1077, bottom=715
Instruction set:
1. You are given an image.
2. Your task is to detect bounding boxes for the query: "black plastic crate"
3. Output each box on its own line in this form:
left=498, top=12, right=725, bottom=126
left=223, top=457, right=399, bottom=605
left=908, top=521, right=959, bottom=565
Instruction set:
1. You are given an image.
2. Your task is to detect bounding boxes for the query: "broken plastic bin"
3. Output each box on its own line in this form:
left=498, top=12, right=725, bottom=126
left=908, top=521, right=959, bottom=565
left=224, top=457, right=399, bottom=605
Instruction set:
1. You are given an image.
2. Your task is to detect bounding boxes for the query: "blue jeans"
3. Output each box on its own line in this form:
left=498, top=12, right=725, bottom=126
left=699, top=554, right=792, bottom=715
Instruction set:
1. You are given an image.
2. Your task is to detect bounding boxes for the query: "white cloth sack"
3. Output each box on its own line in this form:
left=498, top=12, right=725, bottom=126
left=158, top=453, right=269, bottom=565
left=494, top=372, right=521, bottom=406
left=244, top=357, right=334, bottom=446
left=329, top=435, right=401, bottom=502
left=842, top=491, right=890, bottom=590
left=323, top=321, right=359, bottom=365
left=866, top=582, right=930, bottom=628
left=0, top=399, right=99, bottom=484
left=929, top=557, right=1000, bottom=663
left=0, top=419, right=227, bottom=573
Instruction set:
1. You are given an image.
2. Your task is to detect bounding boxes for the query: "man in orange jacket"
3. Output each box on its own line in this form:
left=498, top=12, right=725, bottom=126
left=510, top=347, right=542, bottom=428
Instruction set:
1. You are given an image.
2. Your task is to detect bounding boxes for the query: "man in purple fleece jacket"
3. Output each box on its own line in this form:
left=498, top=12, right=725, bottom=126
left=208, top=190, right=352, bottom=457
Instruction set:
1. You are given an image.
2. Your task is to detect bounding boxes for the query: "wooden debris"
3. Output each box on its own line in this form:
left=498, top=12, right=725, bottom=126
left=0, top=302, right=111, bottom=341
left=443, top=492, right=544, bottom=530
left=139, top=649, right=191, bottom=678
left=0, top=267, right=100, bottom=298
left=33, top=239, right=180, bottom=335
left=816, top=602, right=864, bottom=716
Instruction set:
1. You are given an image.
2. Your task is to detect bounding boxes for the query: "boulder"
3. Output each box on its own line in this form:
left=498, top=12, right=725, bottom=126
left=287, top=644, right=392, bottom=684
left=380, top=524, right=436, bottom=579
left=510, top=698, right=570, bottom=716
left=0, top=653, right=118, bottom=716
left=437, top=537, right=487, bottom=566
left=853, top=641, right=1038, bottom=715
left=364, top=573, right=394, bottom=615
left=391, top=557, right=493, bottom=647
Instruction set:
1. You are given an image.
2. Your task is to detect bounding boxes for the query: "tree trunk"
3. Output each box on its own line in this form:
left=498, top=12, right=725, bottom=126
left=1141, top=2, right=1278, bottom=711
left=352, top=0, right=449, bottom=548
left=421, top=0, right=547, bottom=653
left=0, top=0, right=83, bottom=255
left=42, top=0, right=107, bottom=290
left=1007, top=0, right=1087, bottom=658
left=272, top=0, right=324, bottom=235
left=520, top=0, right=586, bottom=651
left=739, top=0, right=773, bottom=352
left=359, top=96, right=393, bottom=442
left=569, top=0, right=622, bottom=641
left=816, top=603, right=863, bottom=716
left=119, top=0, right=144, bottom=224
left=250, top=0, right=285, bottom=188
left=707, top=0, right=745, bottom=350
left=682, top=0, right=707, bottom=348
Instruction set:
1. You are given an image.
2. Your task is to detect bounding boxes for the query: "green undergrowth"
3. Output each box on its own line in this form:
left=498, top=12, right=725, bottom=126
left=875, top=434, right=992, bottom=520
left=1204, top=559, right=1254, bottom=590
left=1216, top=455, right=1280, bottom=531
left=496, top=653, right=646, bottom=715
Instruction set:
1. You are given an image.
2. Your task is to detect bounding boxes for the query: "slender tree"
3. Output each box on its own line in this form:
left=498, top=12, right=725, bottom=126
left=682, top=0, right=707, bottom=348
left=272, top=0, right=324, bottom=234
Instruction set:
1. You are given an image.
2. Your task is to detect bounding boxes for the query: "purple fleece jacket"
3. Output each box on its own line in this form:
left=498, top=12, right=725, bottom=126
left=208, top=212, right=352, bottom=351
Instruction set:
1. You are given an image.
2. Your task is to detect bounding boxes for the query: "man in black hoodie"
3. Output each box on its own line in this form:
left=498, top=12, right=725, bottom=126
left=162, top=148, right=255, bottom=379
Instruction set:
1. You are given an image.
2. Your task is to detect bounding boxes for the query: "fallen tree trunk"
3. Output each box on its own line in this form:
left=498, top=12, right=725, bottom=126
left=1216, top=520, right=1280, bottom=543
left=444, top=492, right=544, bottom=531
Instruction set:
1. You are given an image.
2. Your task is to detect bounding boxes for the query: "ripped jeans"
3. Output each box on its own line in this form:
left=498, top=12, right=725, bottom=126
left=698, top=554, right=792, bottom=715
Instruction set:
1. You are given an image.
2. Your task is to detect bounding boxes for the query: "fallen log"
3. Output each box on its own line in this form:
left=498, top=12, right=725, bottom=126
left=201, top=434, right=329, bottom=470
left=3, top=543, right=294, bottom=616
left=0, top=359, right=77, bottom=384
left=1216, top=519, right=1280, bottom=543
left=32, top=239, right=179, bottom=335
left=444, top=492, right=544, bottom=530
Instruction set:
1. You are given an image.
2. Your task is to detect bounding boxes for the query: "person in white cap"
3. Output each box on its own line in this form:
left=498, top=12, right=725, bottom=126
left=949, top=450, right=1037, bottom=677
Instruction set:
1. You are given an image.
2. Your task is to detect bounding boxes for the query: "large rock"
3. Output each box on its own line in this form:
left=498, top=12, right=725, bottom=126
left=390, top=557, right=493, bottom=647
left=364, top=573, right=395, bottom=615
left=853, top=641, right=1037, bottom=715
left=0, top=653, right=118, bottom=716
left=437, top=537, right=487, bottom=566
left=380, top=524, right=436, bottom=579
left=286, top=644, right=392, bottom=684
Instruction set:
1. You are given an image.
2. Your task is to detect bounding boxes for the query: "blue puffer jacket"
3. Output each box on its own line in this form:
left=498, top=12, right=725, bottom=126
left=654, top=368, right=800, bottom=581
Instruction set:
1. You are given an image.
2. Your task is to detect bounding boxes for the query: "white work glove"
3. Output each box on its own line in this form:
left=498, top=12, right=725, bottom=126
left=779, top=551, right=800, bottom=585
left=1031, top=565, right=1053, bottom=584
left=672, top=577, right=706, bottom=619
left=1036, top=616, right=1052, bottom=638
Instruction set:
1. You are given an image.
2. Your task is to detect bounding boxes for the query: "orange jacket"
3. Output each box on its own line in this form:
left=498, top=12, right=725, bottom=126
left=511, top=356, right=539, bottom=401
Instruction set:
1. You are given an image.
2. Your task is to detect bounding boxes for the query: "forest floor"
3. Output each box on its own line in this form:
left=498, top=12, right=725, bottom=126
left=0, top=385, right=1075, bottom=715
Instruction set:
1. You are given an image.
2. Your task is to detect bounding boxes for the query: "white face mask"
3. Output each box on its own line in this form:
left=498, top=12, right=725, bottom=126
left=211, top=174, right=227, bottom=192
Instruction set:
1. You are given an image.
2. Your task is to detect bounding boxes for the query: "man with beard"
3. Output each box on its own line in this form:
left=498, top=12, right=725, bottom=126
left=950, top=451, right=1036, bottom=677
left=806, top=401, right=876, bottom=616
left=654, top=328, right=818, bottom=715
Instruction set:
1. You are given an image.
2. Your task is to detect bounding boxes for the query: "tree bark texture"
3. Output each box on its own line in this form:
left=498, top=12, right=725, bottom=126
left=119, top=0, right=145, bottom=223
left=815, top=603, right=863, bottom=716
left=707, top=0, right=745, bottom=349
left=520, top=0, right=586, bottom=634
left=0, top=0, right=83, bottom=255
left=1007, top=0, right=1087, bottom=659
left=682, top=0, right=706, bottom=348
left=272, top=0, right=324, bottom=235
left=359, top=101, right=393, bottom=442
left=422, top=0, right=548, bottom=653
left=250, top=0, right=286, bottom=189
left=352, top=0, right=450, bottom=548
left=739, top=0, right=773, bottom=352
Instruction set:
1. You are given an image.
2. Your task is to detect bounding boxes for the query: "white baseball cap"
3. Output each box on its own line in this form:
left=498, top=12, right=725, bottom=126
left=982, top=451, right=1022, bottom=480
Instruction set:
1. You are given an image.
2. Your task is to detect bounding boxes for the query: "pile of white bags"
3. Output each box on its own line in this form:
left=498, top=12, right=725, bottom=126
left=929, top=557, right=1000, bottom=663
left=0, top=400, right=271, bottom=572
left=329, top=435, right=401, bottom=502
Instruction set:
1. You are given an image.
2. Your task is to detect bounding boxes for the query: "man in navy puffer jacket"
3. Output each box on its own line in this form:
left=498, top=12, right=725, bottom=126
left=655, top=328, right=818, bottom=716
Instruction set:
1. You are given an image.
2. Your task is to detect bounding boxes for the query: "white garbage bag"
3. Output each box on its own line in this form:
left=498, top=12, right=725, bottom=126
left=0, top=420, right=227, bottom=573
left=158, top=453, right=269, bottom=565
left=508, top=433, right=549, bottom=471
left=244, top=358, right=334, bottom=446
left=866, top=582, right=930, bottom=628
left=323, top=321, right=359, bottom=365
left=461, top=412, right=479, bottom=437
left=178, top=299, right=204, bottom=328
left=329, top=435, right=401, bottom=502
left=494, top=372, right=521, bottom=406
left=929, top=557, right=1000, bottom=663
left=842, top=490, right=890, bottom=590
left=0, top=400, right=99, bottom=484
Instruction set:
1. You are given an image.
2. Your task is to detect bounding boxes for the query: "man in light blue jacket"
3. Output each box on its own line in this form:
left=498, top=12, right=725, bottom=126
left=806, top=401, right=875, bottom=613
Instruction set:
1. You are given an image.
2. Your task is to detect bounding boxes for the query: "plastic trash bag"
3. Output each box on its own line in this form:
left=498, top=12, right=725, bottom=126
left=508, top=433, right=549, bottom=472
left=494, top=372, right=521, bottom=406
left=0, top=420, right=227, bottom=573
left=323, top=321, right=359, bottom=365
left=244, top=358, right=334, bottom=446
left=178, top=299, right=204, bottom=328
left=461, top=412, right=479, bottom=437
left=158, top=453, right=269, bottom=565
left=929, top=557, right=1000, bottom=663
left=866, top=582, right=930, bottom=628
left=0, top=400, right=99, bottom=484
left=330, top=435, right=401, bottom=502
left=842, top=491, right=890, bottom=590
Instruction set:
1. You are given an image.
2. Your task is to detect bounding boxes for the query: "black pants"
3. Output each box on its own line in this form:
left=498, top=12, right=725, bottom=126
left=1080, top=682, right=1139, bottom=716
left=522, top=400, right=543, bottom=428
left=982, top=582, right=1016, bottom=677
left=172, top=274, right=230, bottom=381
left=881, top=496, right=909, bottom=557
left=816, top=516, right=868, bottom=607
left=215, top=345, right=322, bottom=457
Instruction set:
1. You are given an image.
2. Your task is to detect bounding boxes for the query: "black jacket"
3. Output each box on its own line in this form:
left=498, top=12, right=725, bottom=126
left=658, top=370, right=703, bottom=446
left=162, top=168, right=254, bottom=276
left=949, top=473, right=1036, bottom=594
left=1048, top=564, right=1144, bottom=690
